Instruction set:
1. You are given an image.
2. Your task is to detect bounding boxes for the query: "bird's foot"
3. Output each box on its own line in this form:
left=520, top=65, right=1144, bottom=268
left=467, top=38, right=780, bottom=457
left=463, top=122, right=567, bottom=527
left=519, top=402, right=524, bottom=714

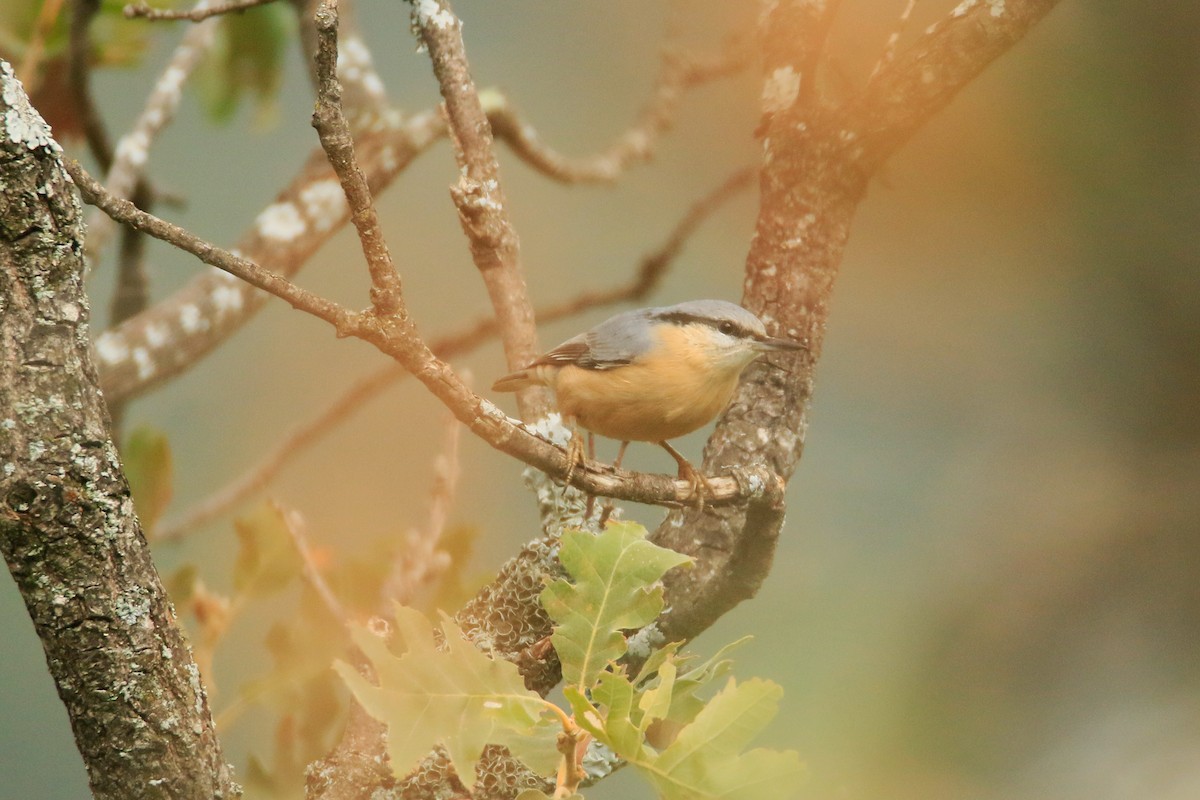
left=563, top=429, right=587, bottom=486
left=659, top=440, right=707, bottom=509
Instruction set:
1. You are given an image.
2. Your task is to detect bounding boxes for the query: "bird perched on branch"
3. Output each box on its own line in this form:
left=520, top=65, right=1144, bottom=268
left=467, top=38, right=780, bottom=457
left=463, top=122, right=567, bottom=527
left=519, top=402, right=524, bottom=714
left=492, top=300, right=805, bottom=502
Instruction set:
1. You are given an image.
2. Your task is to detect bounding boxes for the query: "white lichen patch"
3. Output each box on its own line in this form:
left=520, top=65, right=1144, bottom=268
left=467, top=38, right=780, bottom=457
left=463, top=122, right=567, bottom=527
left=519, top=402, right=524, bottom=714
left=379, top=145, right=398, bottom=174
left=114, top=587, right=151, bottom=626
left=132, top=347, right=155, bottom=380
left=114, top=129, right=150, bottom=168
left=94, top=331, right=130, bottom=365
left=158, top=65, right=187, bottom=101
left=299, top=179, right=347, bottom=232
left=416, top=0, right=455, bottom=29
left=952, top=0, right=1003, bottom=17
left=256, top=201, right=307, bottom=242
left=144, top=322, right=169, bottom=349
left=527, top=411, right=573, bottom=447
left=211, top=284, right=245, bottom=316
left=338, top=38, right=367, bottom=71
left=1, top=62, right=55, bottom=151
left=762, top=66, right=801, bottom=115
left=60, top=302, right=80, bottom=322
left=179, top=303, right=207, bottom=334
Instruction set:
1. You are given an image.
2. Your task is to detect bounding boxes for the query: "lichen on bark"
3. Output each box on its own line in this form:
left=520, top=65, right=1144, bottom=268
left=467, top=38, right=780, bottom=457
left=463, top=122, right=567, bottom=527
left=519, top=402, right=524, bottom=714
left=0, top=60, right=240, bottom=800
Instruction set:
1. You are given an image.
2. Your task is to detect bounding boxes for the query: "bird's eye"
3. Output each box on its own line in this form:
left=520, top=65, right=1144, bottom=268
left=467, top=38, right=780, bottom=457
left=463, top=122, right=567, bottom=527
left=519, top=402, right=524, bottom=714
left=717, top=321, right=736, bottom=336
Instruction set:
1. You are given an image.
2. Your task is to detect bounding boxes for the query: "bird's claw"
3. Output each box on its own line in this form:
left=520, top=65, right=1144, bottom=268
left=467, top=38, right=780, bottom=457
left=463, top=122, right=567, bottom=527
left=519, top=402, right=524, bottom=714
left=563, top=431, right=586, bottom=485
left=676, top=460, right=708, bottom=509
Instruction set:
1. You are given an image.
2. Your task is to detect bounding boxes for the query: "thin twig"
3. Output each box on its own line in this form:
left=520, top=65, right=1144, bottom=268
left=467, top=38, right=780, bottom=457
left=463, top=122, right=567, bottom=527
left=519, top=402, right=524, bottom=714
left=381, top=406, right=462, bottom=605
left=85, top=3, right=220, bottom=261
left=95, top=110, right=447, bottom=402
left=69, top=160, right=356, bottom=331
left=277, top=501, right=349, bottom=622
left=124, top=0, right=277, bottom=22
left=71, top=159, right=778, bottom=509
left=154, top=364, right=398, bottom=541
left=411, top=0, right=548, bottom=421
left=311, top=0, right=405, bottom=316
left=153, top=167, right=753, bottom=541
left=484, top=33, right=750, bottom=185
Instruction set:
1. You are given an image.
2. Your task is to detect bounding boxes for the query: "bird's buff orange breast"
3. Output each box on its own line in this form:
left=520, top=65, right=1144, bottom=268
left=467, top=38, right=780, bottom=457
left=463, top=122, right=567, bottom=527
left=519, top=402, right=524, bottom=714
left=552, top=324, right=743, bottom=442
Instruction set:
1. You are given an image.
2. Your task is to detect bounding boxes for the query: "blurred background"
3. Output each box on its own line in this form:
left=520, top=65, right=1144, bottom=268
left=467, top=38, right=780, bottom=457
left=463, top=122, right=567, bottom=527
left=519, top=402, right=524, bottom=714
left=1, top=0, right=1198, bottom=798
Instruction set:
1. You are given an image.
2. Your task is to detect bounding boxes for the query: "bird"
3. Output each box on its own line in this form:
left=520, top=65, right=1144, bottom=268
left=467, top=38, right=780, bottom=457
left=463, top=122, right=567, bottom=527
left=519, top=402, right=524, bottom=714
left=492, top=300, right=805, bottom=502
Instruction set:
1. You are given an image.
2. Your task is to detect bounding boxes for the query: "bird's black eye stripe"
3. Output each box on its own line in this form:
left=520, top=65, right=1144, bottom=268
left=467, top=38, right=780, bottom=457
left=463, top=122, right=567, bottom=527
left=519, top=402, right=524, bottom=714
left=656, top=310, right=748, bottom=338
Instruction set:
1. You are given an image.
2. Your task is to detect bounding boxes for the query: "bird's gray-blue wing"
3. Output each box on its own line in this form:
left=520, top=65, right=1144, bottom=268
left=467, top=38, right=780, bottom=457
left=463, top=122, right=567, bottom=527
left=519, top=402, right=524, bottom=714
left=531, top=307, right=655, bottom=371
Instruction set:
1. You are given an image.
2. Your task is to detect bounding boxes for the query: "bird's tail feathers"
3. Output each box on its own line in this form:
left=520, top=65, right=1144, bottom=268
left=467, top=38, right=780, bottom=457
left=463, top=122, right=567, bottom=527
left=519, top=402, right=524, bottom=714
left=492, top=370, right=534, bottom=392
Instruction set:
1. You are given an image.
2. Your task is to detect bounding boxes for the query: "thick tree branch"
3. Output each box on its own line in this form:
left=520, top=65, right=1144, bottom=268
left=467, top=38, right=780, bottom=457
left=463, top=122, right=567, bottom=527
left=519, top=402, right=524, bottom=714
left=650, top=0, right=1064, bottom=645
left=0, top=61, right=238, bottom=800
left=844, top=0, right=1063, bottom=171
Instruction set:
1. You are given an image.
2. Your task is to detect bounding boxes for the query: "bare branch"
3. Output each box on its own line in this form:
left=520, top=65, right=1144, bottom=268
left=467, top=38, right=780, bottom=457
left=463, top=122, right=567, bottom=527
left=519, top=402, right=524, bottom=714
left=70, top=160, right=357, bottom=330
left=70, top=160, right=784, bottom=511
left=124, top=0, right=278, bottom=22
left=844, top=0, right=1064, bottom=172
left=155, top=168, right=752, bottom=540
left=85, top=4, right=220, bottom=260
left=411, top=0, right=548, bottom=420
left=155, top=362, right=400, bottom=541
left=311, top=0, right=405, bottom=315
left=279, top=502, right=350, bottom=622
left=648, top=0, right=1066, bottom=646
left=95, top=109, right=447, bottom=402
left=868, top=0, right=919, bottom=83
left=16, top=0, right=65, bottom=89
left=484, top=35, right=750, bottom=184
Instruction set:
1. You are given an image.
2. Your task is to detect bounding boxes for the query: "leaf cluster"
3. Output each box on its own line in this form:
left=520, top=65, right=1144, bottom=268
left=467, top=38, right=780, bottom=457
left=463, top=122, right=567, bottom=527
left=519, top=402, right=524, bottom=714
left=343, top=522, right=805, bottom=799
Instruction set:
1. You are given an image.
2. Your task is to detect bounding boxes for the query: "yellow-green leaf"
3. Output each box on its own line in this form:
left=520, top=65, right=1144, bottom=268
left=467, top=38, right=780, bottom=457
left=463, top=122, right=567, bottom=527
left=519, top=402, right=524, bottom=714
left=540, top=522, right=691, bottom=691
left=232, top=502, right=303, bottom=598
left=335, top=604, right=559, bottom=788
left=641, top=678, right=804, bottom=800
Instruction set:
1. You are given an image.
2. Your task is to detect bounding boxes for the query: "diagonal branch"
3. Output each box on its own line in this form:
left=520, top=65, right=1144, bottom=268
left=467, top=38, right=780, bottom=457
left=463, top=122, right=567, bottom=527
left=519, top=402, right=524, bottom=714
left=154, top=166, right=753, bottom=541
left=843, top=0, right=1063, bottom=172
left=410, top=0, right=548, bottom=420
left=68, top=160, right=785, bottom=512
left=311, top=0, right=405, bottom=315
left=650, top=0, right=1065, bottom=647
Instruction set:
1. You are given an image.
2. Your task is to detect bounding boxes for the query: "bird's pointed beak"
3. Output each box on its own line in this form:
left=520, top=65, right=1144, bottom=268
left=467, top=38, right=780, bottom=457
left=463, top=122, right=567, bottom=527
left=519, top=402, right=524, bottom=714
left=755, top=335, right=807, bottom=352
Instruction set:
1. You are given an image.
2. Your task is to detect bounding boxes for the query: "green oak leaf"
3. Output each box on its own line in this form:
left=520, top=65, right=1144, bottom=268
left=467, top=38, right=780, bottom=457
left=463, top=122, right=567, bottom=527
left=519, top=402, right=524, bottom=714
left=195, top=3, right=291, bottom=127
left=541, top=522, right=691, bottom=691
left=644, top=677, right=805, bottom=800
left=335, top=604, right=559, bottom=787
left=232, top=501, right=303, bottom=598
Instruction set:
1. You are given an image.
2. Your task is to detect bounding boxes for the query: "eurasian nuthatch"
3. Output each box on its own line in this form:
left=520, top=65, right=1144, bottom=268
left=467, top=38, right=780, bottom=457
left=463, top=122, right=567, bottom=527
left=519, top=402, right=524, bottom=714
left=492, top=300, right=805, bottom=497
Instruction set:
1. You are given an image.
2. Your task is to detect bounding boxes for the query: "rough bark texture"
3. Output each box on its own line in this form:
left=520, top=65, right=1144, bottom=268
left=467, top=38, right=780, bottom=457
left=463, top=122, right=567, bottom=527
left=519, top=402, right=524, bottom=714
left=0, top=62, right=239, bottom=799
left=652, top=0, right=1063, bottom=644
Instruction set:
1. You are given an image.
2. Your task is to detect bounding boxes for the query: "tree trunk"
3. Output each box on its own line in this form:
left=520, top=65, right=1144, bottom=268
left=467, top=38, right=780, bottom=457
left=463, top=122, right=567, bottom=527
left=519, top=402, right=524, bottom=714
left=0, top=61, right=239, bottom=800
